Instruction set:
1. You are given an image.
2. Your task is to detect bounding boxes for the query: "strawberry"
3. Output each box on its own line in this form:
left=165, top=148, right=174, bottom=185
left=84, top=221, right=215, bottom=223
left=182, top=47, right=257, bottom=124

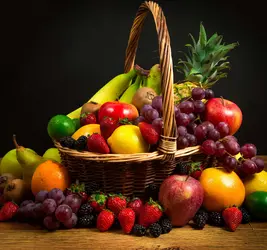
left=0, top=201, right=19, bottom=221
left=80, top=112, right=97, bottom=126
left=97, top=209, right=115, bottom=232
left=118, top=208, right=135, bottom=234
left=87, top=133, right=110, bottom=154
left=127, top=197, right=143, bottom=217
left=138, top=122, right=159, bottom=145
left=222, top=206, right=243, bottom=232
left=107, top=193, right=127, bottom=215
left=139, top=198, right=163, bottom=227
left=88, top=192, right=107, bottom=213
left=189, top=162, right=204, bottom=180
left=64, top=181, right=88, bottom=204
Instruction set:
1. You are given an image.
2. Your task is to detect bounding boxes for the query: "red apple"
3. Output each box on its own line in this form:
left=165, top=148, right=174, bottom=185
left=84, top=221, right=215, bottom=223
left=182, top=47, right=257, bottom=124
left=205, top=98, right=242, bottom=135
left=98, top=101, right=139, bottom=123
left=159, top=175, right=204, bottom=227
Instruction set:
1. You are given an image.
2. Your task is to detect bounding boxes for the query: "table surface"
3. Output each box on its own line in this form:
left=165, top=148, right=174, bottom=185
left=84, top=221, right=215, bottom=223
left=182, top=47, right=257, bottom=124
left=0, top=156, right=266, bottom=250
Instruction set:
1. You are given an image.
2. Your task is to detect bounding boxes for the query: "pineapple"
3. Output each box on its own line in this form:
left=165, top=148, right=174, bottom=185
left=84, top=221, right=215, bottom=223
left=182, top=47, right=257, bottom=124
left=173, top=23, right=238, bottom=103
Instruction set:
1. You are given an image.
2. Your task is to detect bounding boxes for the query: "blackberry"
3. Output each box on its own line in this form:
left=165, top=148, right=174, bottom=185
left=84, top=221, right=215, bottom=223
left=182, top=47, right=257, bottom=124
left=193, top=213, right=207, bottom=229
left=196, top=208, right=209, bottom=222
left=144, top=184, right=159, bottom=201
left=77, top=214, right=94, bottom=227
left=160, top=218, right=172, bottom=234
left=208, top=212, right=223, bottom=226
left=148, top=223, right=162, bottom=238
left=173, top=161, right=189, bottom=175
left=111, top=217, right=121, bottom=229
left=78, top=203, right=93, bottom=217
left=132, top=224, right=146, bottom=237
left=240, top=207, right=251, bottom=224
left=59, top=136, right=76, bottom=149
left=74, top=136, right=88, bottom=151
left=86, top=181, right=101, bottom=195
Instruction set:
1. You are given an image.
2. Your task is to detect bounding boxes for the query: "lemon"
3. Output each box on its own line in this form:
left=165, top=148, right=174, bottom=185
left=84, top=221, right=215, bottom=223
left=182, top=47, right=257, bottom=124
left=243, top=170, right=267, bottom=197
left=107, top=125, right=149, bottom=154
left=72, top=124, right=100, bottom=140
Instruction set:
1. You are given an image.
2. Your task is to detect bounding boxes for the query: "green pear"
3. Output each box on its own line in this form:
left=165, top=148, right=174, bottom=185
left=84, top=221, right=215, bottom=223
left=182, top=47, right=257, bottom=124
left=43, top=148, right=62, bottom=163
left=13, top=135, right=46, bottom=189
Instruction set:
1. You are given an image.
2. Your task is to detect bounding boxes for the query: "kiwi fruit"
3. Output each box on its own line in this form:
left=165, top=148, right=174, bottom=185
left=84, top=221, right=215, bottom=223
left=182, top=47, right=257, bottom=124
left=0, top=173, right=15, bottom=193
left=81, top=102, right=101, bottom=116
left=131, top=87, right=157, bottom=111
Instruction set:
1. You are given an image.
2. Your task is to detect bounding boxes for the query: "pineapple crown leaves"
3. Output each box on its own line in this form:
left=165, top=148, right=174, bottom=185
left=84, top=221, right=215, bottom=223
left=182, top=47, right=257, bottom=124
left=175, top=22, right=239, bottom=87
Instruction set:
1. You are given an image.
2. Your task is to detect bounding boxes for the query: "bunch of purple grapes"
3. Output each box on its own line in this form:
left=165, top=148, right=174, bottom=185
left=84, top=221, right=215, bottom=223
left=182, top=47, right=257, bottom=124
left=134, top=96, right=164, bottom=134
left=16, top=188, right=82, bottom=230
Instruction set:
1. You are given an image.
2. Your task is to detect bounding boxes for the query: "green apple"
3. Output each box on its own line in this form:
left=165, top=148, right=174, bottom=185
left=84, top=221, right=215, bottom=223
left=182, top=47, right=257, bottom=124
left=43, top=148, right=61, bottom=163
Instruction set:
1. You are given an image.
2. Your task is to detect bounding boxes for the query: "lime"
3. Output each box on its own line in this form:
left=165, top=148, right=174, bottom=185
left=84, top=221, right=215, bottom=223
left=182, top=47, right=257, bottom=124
left=72, top=118, right=81, bottom=130
left=47, top=115, right=76, bottom=140
left=107, top=125, right=149, bottom=154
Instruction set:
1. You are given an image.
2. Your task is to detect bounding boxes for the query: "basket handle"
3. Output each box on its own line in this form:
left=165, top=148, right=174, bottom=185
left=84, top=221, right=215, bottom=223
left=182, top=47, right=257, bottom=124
left=124, top=1, right=177, bottom=160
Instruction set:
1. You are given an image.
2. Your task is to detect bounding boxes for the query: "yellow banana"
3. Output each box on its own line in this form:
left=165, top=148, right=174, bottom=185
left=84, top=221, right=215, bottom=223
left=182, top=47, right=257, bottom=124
left=67, top=69, right=137, bottom=119
left=146, top=64, right=162, bottom=95
left=119, top=74, right=142, bottom=103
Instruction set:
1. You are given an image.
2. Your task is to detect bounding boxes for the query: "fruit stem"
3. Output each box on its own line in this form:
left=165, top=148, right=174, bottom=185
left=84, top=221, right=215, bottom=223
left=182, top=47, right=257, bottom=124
left=220, top=96, right=225, bottom=106
left=13, top=134, right=20, bottom=149
left=134, top=64, right=150, bottom=76
left=0, top=176, right=8, bottom=185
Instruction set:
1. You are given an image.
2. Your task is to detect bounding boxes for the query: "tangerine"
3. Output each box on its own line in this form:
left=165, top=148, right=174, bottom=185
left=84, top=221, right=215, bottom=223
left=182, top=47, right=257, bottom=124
left=31, top=160, right=70, bottom=195
left=199, top=167, right=245, bottom=212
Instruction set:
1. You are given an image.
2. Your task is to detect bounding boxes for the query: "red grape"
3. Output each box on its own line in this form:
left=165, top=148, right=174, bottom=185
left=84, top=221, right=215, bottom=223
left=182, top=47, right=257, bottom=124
left=179, top=101, right=194, bottom=114
left=152, top=118, right=163, bottom=134
left=134, top=116, right=145, bottom=125
left=48, top=188, right=65, bottom=205
left=187, top=122, right=197, bottom=134
left=201, top=140, right=216, bottom=155
left=185, top=133, right=198, bottom=146
left=193, top=100, right=205, bottom=113
left=140, top=104, right=153, bottom=116
left=223, top=139, right=240, bottom=155
left=216, top=122, right=230, bottom=138
left=223, top=155, right=238, bottom=172
left=176, top=113, right=190, bottom=127
left=35, top=190, right=49, bottom=203
left=177, top=126, right=187, bottom=136
left=20, top=200, right=34, bottom=208
left=144, top=108, right=159, bottom=123
left=151, top=96, right=163, bottom=113
left=177, top=136, right=189, bottom=149
left=43, top=198, right=57, bottom=215
left=202, top=121, right=215, bottom=132
left=207, top=129, right=220, bottom=141
left=240, top=143, right=257, bottom=159
left=43, top=215, right=60, bottom=231
left=215, top=141, right=226, bottom=157
left=23, top=203, right=36, bottom=219
left=63, top=213, right=78, bottom=229
left=188, top=113, right=196, bottom=122
left=55, top=204, right=72, bottom=223
left=194, top=125, right=208, bottom=142
left=63, top=194, right=82, bottom=214
left=192, top=87, right=205, bottom=100
left=205, top=89, right=214, bottom=99
left=241, top=159, right=258, bottom=175
left=32, top=203, right=46, bottom=220
left=224, top=135, right=237, bottom=142
left=251, top=157, right=265, bottom=173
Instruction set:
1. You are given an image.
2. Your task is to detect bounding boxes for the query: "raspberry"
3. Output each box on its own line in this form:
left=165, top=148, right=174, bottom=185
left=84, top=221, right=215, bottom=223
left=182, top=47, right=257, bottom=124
left=208, top=212, right=224, bottom=226
left=59, top=136, right=76, bottom=149
left=78, top=203, right=93, bottom=217
left=160, top=218, right=172, bottom=234
left=74, top=136, right=88, bottom=151
left=240, top=207, right=251, bottom=224
left=148, top=223, right=162, bottom=238
left=77, top=214, right=95, bottom=228
left=132, top=224, right=146, bottom=237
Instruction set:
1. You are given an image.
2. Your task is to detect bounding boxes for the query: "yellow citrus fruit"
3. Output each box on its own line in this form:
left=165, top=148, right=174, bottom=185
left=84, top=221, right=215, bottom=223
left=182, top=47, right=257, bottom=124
left=199, top=167, right=245, bottom=212
left=31, top=160, right=70, bottom=195
left=71, top=124, right=100, bottom=140
left=107, top=125, right=149, bottom=154
left=243, top=170, right=267, bottom=197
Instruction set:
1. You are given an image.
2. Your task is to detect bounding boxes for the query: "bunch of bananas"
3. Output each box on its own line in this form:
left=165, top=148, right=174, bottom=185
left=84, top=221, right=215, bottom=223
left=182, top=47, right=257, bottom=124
left=67, top=64, right=162, bottom=119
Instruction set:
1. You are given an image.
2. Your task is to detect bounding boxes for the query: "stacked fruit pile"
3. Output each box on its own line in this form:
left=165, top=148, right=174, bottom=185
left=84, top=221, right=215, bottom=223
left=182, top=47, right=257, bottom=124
left=0, top=23, right=266, bottom=235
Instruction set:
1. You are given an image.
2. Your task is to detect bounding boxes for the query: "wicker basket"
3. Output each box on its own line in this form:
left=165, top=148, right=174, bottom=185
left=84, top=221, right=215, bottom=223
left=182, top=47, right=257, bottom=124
left=55, top=1, right=207, bottom=197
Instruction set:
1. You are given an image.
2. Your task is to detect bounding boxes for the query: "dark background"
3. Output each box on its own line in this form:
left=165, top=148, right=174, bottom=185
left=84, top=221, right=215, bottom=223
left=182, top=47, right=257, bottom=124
left=1, top=0, right=266, bottom=156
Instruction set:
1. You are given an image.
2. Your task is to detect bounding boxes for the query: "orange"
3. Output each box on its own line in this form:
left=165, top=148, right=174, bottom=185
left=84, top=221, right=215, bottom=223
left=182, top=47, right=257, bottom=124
left=199, top=167, right=245, bottom=212
left=71, top=124, right=100, bottom=140
left=31, top=160, right=70, bottom=195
